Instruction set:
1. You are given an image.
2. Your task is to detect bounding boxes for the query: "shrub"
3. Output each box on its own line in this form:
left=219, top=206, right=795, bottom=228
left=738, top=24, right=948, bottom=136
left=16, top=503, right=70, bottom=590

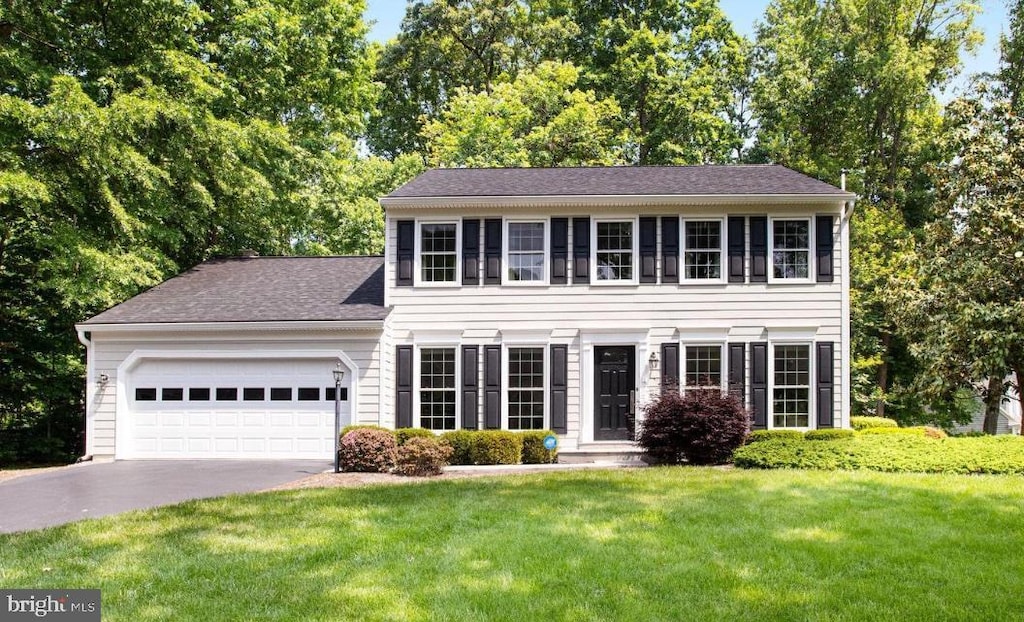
left=638, top=389, right=750, bottom=465
left=340, top=424, right=390, bottom=440
left=733, top=434, right=1024, bottom=474
left=747, top=430, right=805, bottom=443
left=520, top=431, right=558, bottom=464
left=440, top=430, right=476, bottom=465
left=395, top=428, right=435, bottom=445
left=394, top=437, right=453, bottom=477
left=805, top=429, right=855, bottom=441
left=850, top=416, right=898, bottom=431
left=338, top=428, right=398, bottom=473
left=860, top=426, right=925, bottom=436
left=923, top=426, right=948, bottom=439
left=469, top=431, right=523, bottom=465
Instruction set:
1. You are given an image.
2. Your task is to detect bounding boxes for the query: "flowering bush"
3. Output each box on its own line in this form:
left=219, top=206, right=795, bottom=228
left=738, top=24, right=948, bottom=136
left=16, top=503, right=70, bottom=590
left=338, top=428, right=397, bottom=473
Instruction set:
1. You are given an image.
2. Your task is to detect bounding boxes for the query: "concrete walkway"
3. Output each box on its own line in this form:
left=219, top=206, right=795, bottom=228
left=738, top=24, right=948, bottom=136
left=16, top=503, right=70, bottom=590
left=0, top=459, right=328, bottom=533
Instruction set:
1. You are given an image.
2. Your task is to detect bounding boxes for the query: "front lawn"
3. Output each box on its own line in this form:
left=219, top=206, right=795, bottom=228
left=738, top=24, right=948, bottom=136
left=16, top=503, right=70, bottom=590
left=1, top=468, right=1022, bottom=621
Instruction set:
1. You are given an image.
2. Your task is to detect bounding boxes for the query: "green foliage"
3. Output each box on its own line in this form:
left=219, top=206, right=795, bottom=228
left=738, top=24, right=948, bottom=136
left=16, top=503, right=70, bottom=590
left=733, top=434, right=1024, bottom=474
left=394, top=436, right=453, bottom=477
left=394, top=428, right=436, bottom=446
left=804, top=429, right=855, bottom=441
left=439, top=430, right=476, bottom=466
left=519, top=431, right=558, bottom=464
left=859, top=426, right=947, bottom=438
left=468, top=431, right=523, bottom=465
left=746, top=430, right=806, bottom=443
left=850, top=416, right=898, bottom=431
left=638, top=389, right=750, bottom=465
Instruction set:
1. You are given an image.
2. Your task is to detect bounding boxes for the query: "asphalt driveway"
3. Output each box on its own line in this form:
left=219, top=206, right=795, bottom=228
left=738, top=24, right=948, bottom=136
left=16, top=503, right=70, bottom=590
left=0, top=459, right=329, bottom=533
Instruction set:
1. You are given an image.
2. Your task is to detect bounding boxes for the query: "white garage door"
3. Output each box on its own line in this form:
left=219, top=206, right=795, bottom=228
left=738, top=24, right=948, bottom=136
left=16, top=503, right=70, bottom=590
left=122, top=358, right=349, bottom=459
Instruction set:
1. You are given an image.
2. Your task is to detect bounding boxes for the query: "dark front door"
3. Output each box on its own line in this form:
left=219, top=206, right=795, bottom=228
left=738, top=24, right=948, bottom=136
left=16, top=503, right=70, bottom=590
left=595, top=346, right=635, bottom=441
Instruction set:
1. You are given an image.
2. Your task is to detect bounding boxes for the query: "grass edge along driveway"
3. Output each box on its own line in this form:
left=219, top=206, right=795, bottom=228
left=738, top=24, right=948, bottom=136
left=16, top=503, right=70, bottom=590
left=1, top=468, right=1022, bottom=621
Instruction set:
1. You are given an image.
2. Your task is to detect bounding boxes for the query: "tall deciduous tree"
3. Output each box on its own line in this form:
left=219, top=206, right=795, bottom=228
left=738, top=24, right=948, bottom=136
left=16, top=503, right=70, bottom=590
left=750, top=0, right=979, bottom=419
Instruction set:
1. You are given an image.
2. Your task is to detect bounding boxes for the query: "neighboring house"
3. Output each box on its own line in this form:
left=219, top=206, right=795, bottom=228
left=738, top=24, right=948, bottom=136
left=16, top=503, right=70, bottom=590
left=951, top=386, right=1023, bottom=436
left=77, top=165, right=854, bottom=460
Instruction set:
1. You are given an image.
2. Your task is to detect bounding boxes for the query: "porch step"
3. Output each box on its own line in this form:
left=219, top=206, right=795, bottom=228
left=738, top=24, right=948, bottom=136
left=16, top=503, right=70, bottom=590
left=558, top=443, right=646, bottom=465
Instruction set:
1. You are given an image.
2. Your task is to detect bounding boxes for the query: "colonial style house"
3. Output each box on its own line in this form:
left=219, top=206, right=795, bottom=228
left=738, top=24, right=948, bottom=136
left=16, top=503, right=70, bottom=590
left=77, top=166, right=854, bottom=460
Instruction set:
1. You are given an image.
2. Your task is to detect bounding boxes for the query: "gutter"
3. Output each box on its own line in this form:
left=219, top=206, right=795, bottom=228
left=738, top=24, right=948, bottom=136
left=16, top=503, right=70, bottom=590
left=75, top=320, right=387, bottom=334
left=380, top=193, right=856, bottom=210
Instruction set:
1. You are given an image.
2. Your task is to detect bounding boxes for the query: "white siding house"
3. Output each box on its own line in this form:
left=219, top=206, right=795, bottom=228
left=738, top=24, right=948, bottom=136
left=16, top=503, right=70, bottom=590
left=77, top=165, right=854, bottom=460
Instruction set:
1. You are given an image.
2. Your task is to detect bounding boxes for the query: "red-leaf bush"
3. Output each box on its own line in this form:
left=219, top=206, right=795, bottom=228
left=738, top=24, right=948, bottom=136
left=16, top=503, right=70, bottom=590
left=638, top=389, right=750, bottom=465
left=394, top=436, right=453, bottom=476
left=338, top=428, right=398, bottom=473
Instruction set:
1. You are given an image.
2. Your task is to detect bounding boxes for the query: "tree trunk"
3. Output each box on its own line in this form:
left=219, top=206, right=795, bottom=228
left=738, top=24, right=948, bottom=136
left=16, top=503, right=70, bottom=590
left=1016, top=367, right=1024, bottom=436
left=982, top=375, right=1004, bottom=435
left=874, top=332, right=891, bottom=417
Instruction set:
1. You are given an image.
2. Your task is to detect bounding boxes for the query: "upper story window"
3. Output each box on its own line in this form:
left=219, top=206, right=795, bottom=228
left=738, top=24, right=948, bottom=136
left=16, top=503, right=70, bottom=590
left=419, top=347, right=456, bottom=430
left=684, top=345, right=722, bottom=390
left=771, top=219, right=810, bottom=280
left=506, top=221, right=545, bottom=283
left=772, top=344, right=810, bottom=428
left=595, top=220, right=634, bottom=282
left=683, top=220, right=723, bottom=281
left=420, top=223, right=457, bottom=283
left=508, top=347, right=545, bottom=430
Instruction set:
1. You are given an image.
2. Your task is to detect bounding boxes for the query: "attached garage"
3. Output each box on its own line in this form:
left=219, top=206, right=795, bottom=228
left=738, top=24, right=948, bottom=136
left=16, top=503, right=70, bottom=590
left=77, top=256, right=388, bottom=460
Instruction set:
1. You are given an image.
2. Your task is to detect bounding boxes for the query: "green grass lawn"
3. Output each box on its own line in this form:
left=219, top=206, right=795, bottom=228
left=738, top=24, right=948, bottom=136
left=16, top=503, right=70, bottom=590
left=1, top=468, right=1022, bottom=621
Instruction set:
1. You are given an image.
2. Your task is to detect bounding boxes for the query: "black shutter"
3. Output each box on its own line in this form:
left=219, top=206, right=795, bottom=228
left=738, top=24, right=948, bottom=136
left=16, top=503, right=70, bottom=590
left=484, top=219, right=502, bottom=284
left=462, top=219, right=480, bottom=285
left=550, top=344, right=568, bottom=434
left=639, top=216, right=657, bottom=283
left=461, top=346, right=479, bottom=429
left=750, top=216, right=767, bottom=283
left=396, top=345, right=413, bottom=428
left=728, top=216, right=745, bottom=283
left=484, top=345, right=501, bottom=429
left=751, top=342, right=768, bottom=429
left=661, top=342, right=680, bottom=391
left=816, top=215, right=835, bottom=283
left=816, top=342, right=835, bottom=428
left=661, top=216, right=679, bottom=283
left=728, top=342, right=746, bottom=400
left=572, top=217, right=590, bottom=284
left=396, top=220, right=414, bottom=286
left=551, top=218, right=568, bottom=284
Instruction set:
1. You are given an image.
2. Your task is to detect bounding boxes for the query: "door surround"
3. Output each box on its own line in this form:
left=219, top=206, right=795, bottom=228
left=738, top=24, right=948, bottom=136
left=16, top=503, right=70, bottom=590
left=579, top=331, right=650, bottom=444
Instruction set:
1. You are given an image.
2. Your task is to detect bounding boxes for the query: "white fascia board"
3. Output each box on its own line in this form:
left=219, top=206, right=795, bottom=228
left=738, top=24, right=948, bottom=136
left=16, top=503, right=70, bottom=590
left=76, top=320, right=385, bottom=334
left=380, top=194, right=855, bottom=210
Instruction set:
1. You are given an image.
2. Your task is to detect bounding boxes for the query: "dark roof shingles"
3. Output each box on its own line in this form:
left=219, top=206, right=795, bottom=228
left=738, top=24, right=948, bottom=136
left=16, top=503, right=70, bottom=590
left=84, top=256, right=387, bottom=324
left=386, top=165, right=847, bottom=199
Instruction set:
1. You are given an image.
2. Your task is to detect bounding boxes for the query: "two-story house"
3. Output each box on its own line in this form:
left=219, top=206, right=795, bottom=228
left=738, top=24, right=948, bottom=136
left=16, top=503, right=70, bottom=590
left=77, top=165, right=853, bottom=460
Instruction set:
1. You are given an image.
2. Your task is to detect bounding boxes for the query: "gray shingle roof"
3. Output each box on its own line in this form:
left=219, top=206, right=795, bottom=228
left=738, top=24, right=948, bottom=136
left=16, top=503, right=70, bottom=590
left=84, top=256, right=387, bottom=325
left=385, top=165, right=848, bottom=199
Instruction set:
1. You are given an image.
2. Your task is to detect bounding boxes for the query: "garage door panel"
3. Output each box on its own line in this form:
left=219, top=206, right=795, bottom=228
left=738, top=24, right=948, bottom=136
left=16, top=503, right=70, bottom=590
left=124, top=357, right=348, bottom=459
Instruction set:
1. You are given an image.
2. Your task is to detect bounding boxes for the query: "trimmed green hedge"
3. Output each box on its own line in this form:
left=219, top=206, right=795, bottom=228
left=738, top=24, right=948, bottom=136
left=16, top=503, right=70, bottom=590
left=747, top=430, right=805, bottom=443
left=439, top=430, right=476, bottom=466
left=469, top=431, right=523, bottom=465
left=805, top=429, right=855, bottom=441
left=733, top=435, right=1024, bottom=474
left=520, top=430, right=558, bottom=464
left=850, top=416, right=898, bottom=430
left=395, top=428, right=435, bottom=445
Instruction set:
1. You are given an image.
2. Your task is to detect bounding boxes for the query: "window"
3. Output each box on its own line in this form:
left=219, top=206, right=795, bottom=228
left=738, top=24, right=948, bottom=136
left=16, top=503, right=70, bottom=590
left=683, top=220, right=722, bottom=280
left=508, top=347, right=544, bottom=430
left=189, top=388, right=210, bottom=401
left=135, top=388, right=157, bottom=401
left=684, top=345, right=722, bottom=390
left=595, top=221, right=634, bottom=281
left=419, top=348, right=456, bottom=430
left=773, top=345, right=810, bottom=428
left=420, top=223, right=457, bottom=283
left=506, top=222, right=545, bottom=282
left=216, top=387, right=238, bottom=401
left=270, top=387, right=292, bottom=401
left=243, top=387, right=265, bottom=401
left=297, top=387, right=320, bottom=401
left=325, top=387, right=348, bottom=401
left=772, top=219, right=810, bottom=279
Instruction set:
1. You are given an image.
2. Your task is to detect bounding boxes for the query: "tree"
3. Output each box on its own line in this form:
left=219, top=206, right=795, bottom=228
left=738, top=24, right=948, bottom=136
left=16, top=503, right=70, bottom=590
left=750, top=0, right=979, bottom=418
left=0, top=0, right=376, bottom=462
left=421, top=61, right=626, bottom=167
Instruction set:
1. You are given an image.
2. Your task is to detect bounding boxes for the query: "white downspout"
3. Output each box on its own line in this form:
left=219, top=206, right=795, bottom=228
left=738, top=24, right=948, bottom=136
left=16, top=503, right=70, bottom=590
left=76, top=328, right=96, bottom=459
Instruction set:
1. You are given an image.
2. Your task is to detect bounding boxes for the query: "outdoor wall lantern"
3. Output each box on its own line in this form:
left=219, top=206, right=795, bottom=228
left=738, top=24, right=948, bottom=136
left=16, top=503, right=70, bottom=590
left=333, top=363, right=345, bottom=474
left=648, top=351, right=659, bottom=370
left=97, top=373, right=109, bottom=389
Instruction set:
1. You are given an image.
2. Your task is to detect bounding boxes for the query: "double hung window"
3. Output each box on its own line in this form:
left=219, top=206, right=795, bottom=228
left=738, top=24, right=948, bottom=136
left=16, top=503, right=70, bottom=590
left=771, top=219, right=810, bottom=280
left=506, top=222, right=545, bottom=283
left=508, top=347, right=544, bottom=430
left=772, top=345, right=810, bottom=428
left=420, top=223, right=457, bottom=283
left=683, top=221, right=723, bottom=280
left=419, top=347, right=456, bottom=430
left=595, top=221, right=634, bottom=282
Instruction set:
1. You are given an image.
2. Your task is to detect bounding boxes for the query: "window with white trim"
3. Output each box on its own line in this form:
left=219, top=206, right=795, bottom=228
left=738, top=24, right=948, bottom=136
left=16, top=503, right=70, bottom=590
left=508, top=347, right=544, bottom=430
left=506, top=222, right=545, bottom=282
left=772, top=344, right=810, bottom=428
left=595, top=221, right=634, bottom=281
left=420, top=223, right=457, bottom=283
left=684, top=345, right=723, bottom=390
left=683, top=220, right=722, bottom=280
left=771, top=219, right=810, bottom=279
left=419, top=347, right=456, bottom=430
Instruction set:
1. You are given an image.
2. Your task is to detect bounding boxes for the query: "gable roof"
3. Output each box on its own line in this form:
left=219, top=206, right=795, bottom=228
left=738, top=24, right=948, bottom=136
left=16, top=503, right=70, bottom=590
left=384, top=165, right=850, bottom=200
left=82, top=256, right=387, bottom=325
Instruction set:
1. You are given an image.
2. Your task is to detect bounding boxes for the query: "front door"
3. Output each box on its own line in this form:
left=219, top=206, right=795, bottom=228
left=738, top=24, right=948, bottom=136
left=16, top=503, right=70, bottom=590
left=594, top=346, right=635, bottom=441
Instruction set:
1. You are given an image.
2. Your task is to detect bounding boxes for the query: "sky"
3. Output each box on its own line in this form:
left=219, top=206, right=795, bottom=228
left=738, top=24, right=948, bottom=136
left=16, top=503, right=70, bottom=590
left=364, top=0, right=1012, bottom=99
